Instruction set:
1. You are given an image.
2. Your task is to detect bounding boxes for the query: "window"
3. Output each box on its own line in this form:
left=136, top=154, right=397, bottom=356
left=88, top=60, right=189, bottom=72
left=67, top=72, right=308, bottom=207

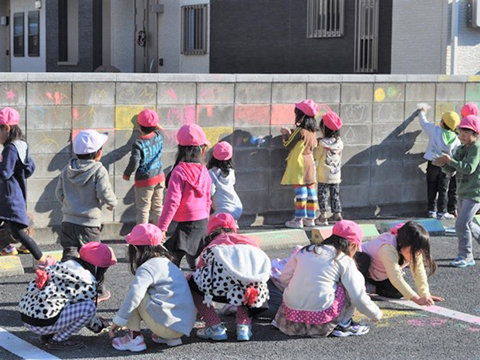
left=28, top=11, right=40, bottom=57
left=354, top=0, right=379, bottom=73
left=13, top=13, right=24, bottom=57
left=181, top=4, right=208, bottom=55
left=307, top=0, right=344, bottom=38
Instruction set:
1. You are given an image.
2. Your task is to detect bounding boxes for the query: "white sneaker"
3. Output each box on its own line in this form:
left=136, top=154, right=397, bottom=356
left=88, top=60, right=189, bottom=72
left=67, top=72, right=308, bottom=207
left=303, top=218, right=315, bottom=227
left=428, top=211, right=437, bottom=218
left=438, top=212, right=455, bottom=220
left=112, top=333, right=147, bottom=352
left=151, top=334, right=182, bottom=347
left=285, top=218, right=303, bottom=228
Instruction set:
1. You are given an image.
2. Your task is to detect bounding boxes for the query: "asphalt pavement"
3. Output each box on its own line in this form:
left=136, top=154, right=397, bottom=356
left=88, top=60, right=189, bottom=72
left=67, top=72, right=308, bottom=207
left=0, top=221, right=479, bottom=360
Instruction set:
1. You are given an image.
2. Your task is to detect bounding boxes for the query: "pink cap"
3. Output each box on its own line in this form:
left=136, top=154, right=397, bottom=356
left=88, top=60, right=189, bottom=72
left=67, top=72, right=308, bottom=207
left=137, top=109, right=159, bottom=127
left=295, top=99, right=319, bottom=118
left=73, top=129, right=108, bottom=155
left=323, top=111, right=342, bottom=131
left=458, top=115, right=480, bottom=134
left=79, top=242, right=117, bottom=268
left=461, top=103, right=479, bottom=118
left=207, top=213, right=238, bottom=234
left=177, top=124, right=210, bottom=146
left=0, top=107, right=20, bottom=126
left=126, top=224, right=164, bottom=246
left=332, top=220, right=363, bottom=250
left=213, top=141, right=233, bottom=161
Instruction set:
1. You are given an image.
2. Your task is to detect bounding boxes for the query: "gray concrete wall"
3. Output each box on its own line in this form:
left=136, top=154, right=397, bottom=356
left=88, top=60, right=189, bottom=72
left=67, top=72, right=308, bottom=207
left=1, top=73, right=479, bottom=241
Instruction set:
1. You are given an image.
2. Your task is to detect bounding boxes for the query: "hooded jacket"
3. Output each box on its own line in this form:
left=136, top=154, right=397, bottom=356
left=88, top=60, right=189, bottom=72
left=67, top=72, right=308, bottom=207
left=419, top=112, right=460, bottom=161
left=209, top=167, right=243, bottom=220
left=56, top=159, right=117, bottom=227
left=19, top=260, right=104, bottom=332
left=314, top=137, right=343, bottom=184
left=158, top=162, right=211, bottom=231
left=0, top=140, right=35, bottom=226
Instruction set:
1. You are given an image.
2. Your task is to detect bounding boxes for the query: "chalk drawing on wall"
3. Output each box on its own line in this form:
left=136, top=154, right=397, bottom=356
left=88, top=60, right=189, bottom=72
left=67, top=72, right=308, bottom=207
left=115, top=106, right=155, bottom=129
left=466, top=83, right=480, bottom=102
left=36, top=132, right=61, bottom=153
left=204, top=127, right=234, bottom=147
left=118, top=88, right=155, bottom=103
left=375, top=103, right=402, bottom=123
left=375, top=88, right=386, bottom=102
left=343, top=127, right=355, bottom=144
left=5, top=90, right=16, bottom=101
left=375, top=86, right=403, bottom=103
left=34, top=91, right=69, bottom=105
left=342, top=104, right=368, bottom=123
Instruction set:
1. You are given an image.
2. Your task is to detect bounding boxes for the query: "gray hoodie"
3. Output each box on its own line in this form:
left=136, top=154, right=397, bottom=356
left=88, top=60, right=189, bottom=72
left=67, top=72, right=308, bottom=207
left=209, top=167, right=243, bottom=220
left=56, top=159, right=117, bottom=227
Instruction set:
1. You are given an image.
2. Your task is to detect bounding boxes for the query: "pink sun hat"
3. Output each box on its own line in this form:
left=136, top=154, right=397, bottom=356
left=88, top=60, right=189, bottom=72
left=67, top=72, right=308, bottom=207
left=213, top=141, right=233, bottom=161
left=323, top=111, right=342, bottom=131
left=332, top=220, right=363, bottom=251
left=126, top=224, right=164, bottom=246
left=79, top=242, right=117, bottom=268
left=461, top=103, right=479, bottom=118
left=137, top=109, right=160, bottom=127
left=207, top=213, right=238, bottom=234
left=177, top=123, right=210, bottom=146
left=295, top=99, right=319, bottom=118
left=0, top=107, right=20, bottom=126
left=458, top=115, right=480, bottom=134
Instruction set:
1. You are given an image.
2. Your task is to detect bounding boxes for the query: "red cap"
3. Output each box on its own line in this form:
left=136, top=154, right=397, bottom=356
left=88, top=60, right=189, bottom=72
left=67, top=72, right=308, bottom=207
left=0, top=107, right=20, bottom=126
left=295, top=99, right=319, bottom=117
left=177, top=123, right=210, bottom=146
left=213, top=141, right=233, bottom=161
left=138, top=109, right=159, bottom=127
left=461, top=103, right=478, bottom=118
left=126, top=224, right=164, bottom=246
left=322, top=111, right=342, bottom=131
left=458, top=115, right=480, bottom=134
left=207, top=213, right=238, bottom=234
left=332, top=220, right=363, bottom=251
left=79, top=242, right=117, bottom=268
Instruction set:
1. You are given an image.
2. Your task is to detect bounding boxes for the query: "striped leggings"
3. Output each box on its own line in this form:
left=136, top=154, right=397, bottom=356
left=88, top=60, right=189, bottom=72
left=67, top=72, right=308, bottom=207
left=293, top=184, right=318, bottom=219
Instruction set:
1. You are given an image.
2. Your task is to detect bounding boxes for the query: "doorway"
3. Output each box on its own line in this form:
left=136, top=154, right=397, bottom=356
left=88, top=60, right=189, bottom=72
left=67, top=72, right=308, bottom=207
left=134, top=0, right=158, bottom=73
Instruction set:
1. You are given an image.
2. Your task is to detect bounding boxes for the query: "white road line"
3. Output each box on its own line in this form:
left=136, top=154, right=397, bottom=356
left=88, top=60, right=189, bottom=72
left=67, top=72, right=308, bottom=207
left=0, top=327, right=60, bottom=360
left=378, top=296, right=480, bottom=326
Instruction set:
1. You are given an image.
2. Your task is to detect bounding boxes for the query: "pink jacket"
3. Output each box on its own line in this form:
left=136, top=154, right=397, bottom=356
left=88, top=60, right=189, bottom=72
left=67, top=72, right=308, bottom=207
left=196, top=233, right=260, bottom=268
left=158, top=162, right=211, bottom=231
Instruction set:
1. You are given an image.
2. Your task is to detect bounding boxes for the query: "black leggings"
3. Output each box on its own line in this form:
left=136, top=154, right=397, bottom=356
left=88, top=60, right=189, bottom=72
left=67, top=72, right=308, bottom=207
left=354, top=252, right=402, bottom=299
left=7, top=221, right=43, bottom=260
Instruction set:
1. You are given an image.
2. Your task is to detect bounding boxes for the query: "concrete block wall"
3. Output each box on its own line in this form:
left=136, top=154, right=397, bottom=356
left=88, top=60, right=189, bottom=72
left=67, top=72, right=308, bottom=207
left=0, top=73, right=478, bottom=240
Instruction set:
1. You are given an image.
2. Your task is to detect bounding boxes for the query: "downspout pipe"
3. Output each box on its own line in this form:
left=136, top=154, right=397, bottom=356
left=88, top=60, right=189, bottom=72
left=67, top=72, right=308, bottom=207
left=451, top=0, right=459, bottom=75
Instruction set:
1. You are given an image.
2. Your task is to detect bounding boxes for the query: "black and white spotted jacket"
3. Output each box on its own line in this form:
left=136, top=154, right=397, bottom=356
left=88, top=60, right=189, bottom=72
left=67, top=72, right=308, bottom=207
left=18, top=260, right=104, bottom=332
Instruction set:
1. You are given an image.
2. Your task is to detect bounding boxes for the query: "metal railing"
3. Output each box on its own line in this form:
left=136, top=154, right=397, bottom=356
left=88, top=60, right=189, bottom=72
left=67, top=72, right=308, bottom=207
left=307, top=0, right=345, bottom=38
left=181, top=4, right=208, bottom=55
left=354, top=0, right=379, bottom=73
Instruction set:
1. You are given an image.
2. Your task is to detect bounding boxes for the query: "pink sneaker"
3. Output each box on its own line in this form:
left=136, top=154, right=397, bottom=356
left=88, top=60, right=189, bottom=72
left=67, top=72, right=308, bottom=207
left=112, top=332, right=147, bottom=352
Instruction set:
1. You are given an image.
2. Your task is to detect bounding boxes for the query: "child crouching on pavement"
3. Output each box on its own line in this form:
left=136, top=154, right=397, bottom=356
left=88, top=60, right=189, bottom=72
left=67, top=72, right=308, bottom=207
left=18, top=242, right=116, bottom=351
left=110, top=224, right=196, bottom=352
left=275, top=220, right=383, bottom=337
left=190, top=213, right=271, bottom=341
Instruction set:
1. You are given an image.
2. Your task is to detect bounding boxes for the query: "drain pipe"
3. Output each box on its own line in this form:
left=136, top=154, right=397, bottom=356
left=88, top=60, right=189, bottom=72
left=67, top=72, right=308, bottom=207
left=451, top=0, right=459, bottom=75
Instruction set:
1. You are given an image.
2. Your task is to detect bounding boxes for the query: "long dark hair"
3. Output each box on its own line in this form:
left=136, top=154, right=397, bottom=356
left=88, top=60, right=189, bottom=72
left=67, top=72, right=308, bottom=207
left=396, top=221, right=437, bottom=276
left=319, top=119, right=340, bottom=139
left=165, top=144, right=206, bottom=187
left=301, top=235, right=354, bottom=258
left=127, top=244, right=171, bottom=275
left=207, top=156, right=234, bottom=177
left=0, top=124, right=24, bottom=145
left=294, top=108, right=317, bottom=133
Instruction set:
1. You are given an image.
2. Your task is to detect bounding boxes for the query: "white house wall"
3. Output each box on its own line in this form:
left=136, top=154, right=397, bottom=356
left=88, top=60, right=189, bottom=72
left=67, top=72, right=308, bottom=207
left=9, top=0, right=46, bottom=72
left=158, top=0, right=181, bottom=72
left=445, top=0, right=480, bottom=75
left=391, top=0, right=447, bottom=74
left=0, top=0, right=7, bottom=72
left=110, top=0, right=134, bottom=72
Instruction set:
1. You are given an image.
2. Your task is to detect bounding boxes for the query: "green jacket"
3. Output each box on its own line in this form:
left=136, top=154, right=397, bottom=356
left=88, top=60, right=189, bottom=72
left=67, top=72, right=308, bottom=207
left=443, top=141, right=480, bottom=202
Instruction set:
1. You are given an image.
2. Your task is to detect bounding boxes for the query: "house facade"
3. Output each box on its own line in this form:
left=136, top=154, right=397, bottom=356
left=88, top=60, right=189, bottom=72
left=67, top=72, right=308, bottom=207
left=0, top=0, right=479, bottom=74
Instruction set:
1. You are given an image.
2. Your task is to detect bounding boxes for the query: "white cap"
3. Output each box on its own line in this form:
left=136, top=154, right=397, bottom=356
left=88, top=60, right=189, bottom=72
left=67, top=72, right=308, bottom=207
left=73, top=130, right=108, bottom=155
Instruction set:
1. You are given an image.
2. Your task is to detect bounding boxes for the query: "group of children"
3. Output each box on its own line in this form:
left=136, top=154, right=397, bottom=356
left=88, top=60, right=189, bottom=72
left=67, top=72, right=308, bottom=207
left=0, top=99, right=476, bottom=351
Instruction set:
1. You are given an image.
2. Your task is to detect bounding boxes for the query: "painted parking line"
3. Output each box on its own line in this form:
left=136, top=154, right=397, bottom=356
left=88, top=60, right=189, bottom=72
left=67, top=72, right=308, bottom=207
left=378, top=297, right=480, bottom=326
left=0, top=327, right=60, bottom=360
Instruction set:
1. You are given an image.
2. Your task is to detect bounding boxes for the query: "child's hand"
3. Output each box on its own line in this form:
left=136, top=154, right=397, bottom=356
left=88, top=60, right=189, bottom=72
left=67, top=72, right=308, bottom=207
left=106, top=205, right=114, bottom=211
left=412, top=294, right=443, bottom=306
left=123, top=174, right=130, bottom=181
left=371, top=310, right=383, bottom=322
left=280, top=127, right=291, bottom=136
left=109, top=323, right=119, bottom=338
left=436, top=154, right=451, bottom=166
